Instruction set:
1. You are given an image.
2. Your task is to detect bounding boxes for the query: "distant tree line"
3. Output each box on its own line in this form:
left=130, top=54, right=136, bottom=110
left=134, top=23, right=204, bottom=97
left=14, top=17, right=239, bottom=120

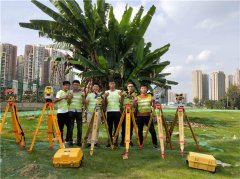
left=193, top=85, right=240, bottom=110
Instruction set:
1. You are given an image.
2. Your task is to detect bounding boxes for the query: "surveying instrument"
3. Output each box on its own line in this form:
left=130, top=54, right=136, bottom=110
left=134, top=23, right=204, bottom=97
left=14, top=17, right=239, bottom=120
left=167, top=94, right=201, bottom=156
left=28, top=86, right=64, bottom=153
left=112, top=92, right=140, bottom=160
left=0, top=89, right=26, bottom=148
left=82, top=92, right=113, bottom=155
left=142, top=91, right=171, bottom=159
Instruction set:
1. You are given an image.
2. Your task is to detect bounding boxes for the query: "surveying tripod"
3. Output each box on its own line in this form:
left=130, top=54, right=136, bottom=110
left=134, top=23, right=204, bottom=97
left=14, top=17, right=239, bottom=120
left=167, top=94, right=201, bottom=156
left=143, top=103, right=171, bottom=159
left=82, top=94, right=113, bottom=155
left=28, top=99, right=64, bottom=153
left=0, top=90, right=25, bottom=148
left=112, top=96, right=140, bottom=160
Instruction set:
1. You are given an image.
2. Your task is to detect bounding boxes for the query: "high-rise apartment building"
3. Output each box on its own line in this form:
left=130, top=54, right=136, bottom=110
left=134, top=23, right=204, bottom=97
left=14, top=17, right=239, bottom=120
left=0, top=43, right=17, bottom=87
left=211, top=71, right=225, bottom=100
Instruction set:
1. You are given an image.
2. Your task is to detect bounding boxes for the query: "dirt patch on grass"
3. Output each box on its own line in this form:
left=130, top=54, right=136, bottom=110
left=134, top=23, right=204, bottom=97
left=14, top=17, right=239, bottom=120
left=184, top=122, right=207, bottom=128
left=19, top=163, right=40, bottom=177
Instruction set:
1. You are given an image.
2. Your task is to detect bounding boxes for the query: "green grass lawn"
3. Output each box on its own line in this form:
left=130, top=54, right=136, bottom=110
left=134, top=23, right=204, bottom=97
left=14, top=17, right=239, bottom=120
left=0, top=109, right=240, bottom=179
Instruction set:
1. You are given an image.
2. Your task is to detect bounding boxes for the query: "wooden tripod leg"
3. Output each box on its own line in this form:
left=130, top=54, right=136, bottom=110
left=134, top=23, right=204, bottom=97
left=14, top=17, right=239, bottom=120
left=28, top=103, right=47, bottom=153
left=156, top=110, right=165, bottom=159
left=102, top=110, right=114, bottom=149
left=112, top=111, right=125, bottom=147
left=50, top=105, right=64, bottom=149
left=47, top=112, right=53, bottom=150
left=178, top=110, right=184, bottom=156
left=143, top=114, right=153, bottom=145
left=14, top=105, right=26, bottom=148
left=0, top=103, right=10, bottom=134
left=90, top=112, right=99, bottom=156
left=184, top=111, right=201, bottom=152
left=11, top=106, right=20, bottom=144
left=167, top=112, right=178, bottom=149
left=169, top=111, right=178, bottom=136
left=82, top=112, right=94, bottom=148
left=131, top=112, right=140, bottom=146
left=161, top=109, right=172, bottom=149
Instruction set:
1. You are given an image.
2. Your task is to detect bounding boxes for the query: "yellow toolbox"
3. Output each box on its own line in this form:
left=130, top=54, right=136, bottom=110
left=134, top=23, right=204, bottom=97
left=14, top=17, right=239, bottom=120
left=187, top=152, right=217, bottom=172
left=52, top=148, right=83, bottom=168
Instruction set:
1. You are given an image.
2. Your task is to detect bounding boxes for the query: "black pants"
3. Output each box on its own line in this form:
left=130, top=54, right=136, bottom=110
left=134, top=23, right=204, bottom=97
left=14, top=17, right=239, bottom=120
left=69, top=111, right=82, bottom=144
left=107, top=112, right=121, bottom=144
left=121, top=116, right=134, bottom=142
left=57, top=112, right=69, bottom=141
left=137, top=116, right=157, bottom=145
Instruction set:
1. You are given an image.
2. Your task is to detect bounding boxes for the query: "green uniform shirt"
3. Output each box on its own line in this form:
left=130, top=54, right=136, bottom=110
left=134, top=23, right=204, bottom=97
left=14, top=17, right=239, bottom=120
left=68, top=90, right=83, bottom=112
left=106, top=90, right=121, bottom=112
left=56, top=90, right=69, bottom=114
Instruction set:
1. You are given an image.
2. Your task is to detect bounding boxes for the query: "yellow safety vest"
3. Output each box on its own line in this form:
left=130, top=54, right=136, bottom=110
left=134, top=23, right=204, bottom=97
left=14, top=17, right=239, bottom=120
left=137, top=94, right=152, bottom=113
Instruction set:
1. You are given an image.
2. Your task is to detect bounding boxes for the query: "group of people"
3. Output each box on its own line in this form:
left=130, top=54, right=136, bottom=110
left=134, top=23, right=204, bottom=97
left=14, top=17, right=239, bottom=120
left=54, top=80, right=158, bottom=149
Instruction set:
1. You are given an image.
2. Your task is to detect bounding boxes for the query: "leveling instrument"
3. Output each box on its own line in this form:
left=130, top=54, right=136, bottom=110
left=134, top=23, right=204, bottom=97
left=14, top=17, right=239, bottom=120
left=82, top=93, right=113, bottom=155
left=28, top=86, right=64, bottom=153
left=113, top=93, right=140, bottom=160
left=167, top=94, right=201, bottom=156
left=0, top=89, right=26, bottom=148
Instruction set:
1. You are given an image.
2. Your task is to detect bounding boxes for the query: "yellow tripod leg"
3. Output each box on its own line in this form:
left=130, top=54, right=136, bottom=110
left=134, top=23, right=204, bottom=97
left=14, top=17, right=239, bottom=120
left=90, top=111, right=99, bottom=156
left=82, top=112, right=94, bottom=148
left=143, top=113, right=153, bottom=145
left=156, top=109, right=165, bottom=159
left=0, top=103, right=10, bottom=134
left=123, top=109, right=131, bottom=160
left=131, top=112, right=140, bottom=146
left=50, top=105, right=64, bottom=149
left=48, top=113, right=53, bottom=150
left=102, top=110, right=114, bottom=150
left=11, top=106, right=20, bottom=144
left=28, top=103, right=47, bottom=153
left=112, top=110, right=125, bottom=148
left=178, top=108, right=184, bottom=156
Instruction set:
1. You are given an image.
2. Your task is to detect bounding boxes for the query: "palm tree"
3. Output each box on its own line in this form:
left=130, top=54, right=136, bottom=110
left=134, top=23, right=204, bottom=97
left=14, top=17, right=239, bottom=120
left=19, top=0, right=177, bottom=90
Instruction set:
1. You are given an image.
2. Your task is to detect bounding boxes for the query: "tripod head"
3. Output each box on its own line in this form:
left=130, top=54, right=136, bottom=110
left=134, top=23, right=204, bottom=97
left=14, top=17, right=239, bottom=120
left=95, top=92, right=104, bottom=107
left=44, top=86, right=53, bottom=102
left=5, top=89, right=16, bottom=102
left=176, top=94, right=184, bottom=107
left=123, top=91, right=135, bottom=105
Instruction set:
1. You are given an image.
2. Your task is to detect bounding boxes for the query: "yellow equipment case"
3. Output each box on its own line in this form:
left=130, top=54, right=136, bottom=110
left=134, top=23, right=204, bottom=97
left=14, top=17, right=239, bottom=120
left=52, top=148, right=83, bottom=168
left=187, top=152, right=217, bottom=172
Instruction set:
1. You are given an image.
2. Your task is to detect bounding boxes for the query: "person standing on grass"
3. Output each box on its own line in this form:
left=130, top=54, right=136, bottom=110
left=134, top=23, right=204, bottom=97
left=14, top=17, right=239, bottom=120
left=105, top=80, right=122, bottom=148
left=54, top=81, right=71, bottom=142
left=135, top=84, right=158, bottom=149
left=120, top=82, right=137, bottom=147
left=85, top=83, right=103, bottom=148
left=68, top=80, right=84, bottom=147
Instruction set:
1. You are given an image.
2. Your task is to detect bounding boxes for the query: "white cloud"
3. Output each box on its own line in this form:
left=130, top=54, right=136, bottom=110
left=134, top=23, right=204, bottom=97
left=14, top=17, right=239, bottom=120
left=196, top=18, right=220, bottom=30
left=185, top=50, right=212, bottom=64
left=163, top=65, right=183, bottom=77
left=185, top=54, right=194, bottom=63
left=160, top=0, right=178, bottom=21
left=197, top=50, right=211, bottom=61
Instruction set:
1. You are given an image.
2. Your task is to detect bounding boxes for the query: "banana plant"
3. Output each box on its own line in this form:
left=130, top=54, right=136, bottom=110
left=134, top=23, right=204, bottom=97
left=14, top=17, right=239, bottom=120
left=19, top=0, right=177, bottom=90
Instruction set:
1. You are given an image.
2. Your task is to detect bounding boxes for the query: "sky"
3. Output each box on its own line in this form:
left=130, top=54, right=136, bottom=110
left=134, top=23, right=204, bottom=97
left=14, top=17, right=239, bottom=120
left=1, top=0, right=240, bottom=101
